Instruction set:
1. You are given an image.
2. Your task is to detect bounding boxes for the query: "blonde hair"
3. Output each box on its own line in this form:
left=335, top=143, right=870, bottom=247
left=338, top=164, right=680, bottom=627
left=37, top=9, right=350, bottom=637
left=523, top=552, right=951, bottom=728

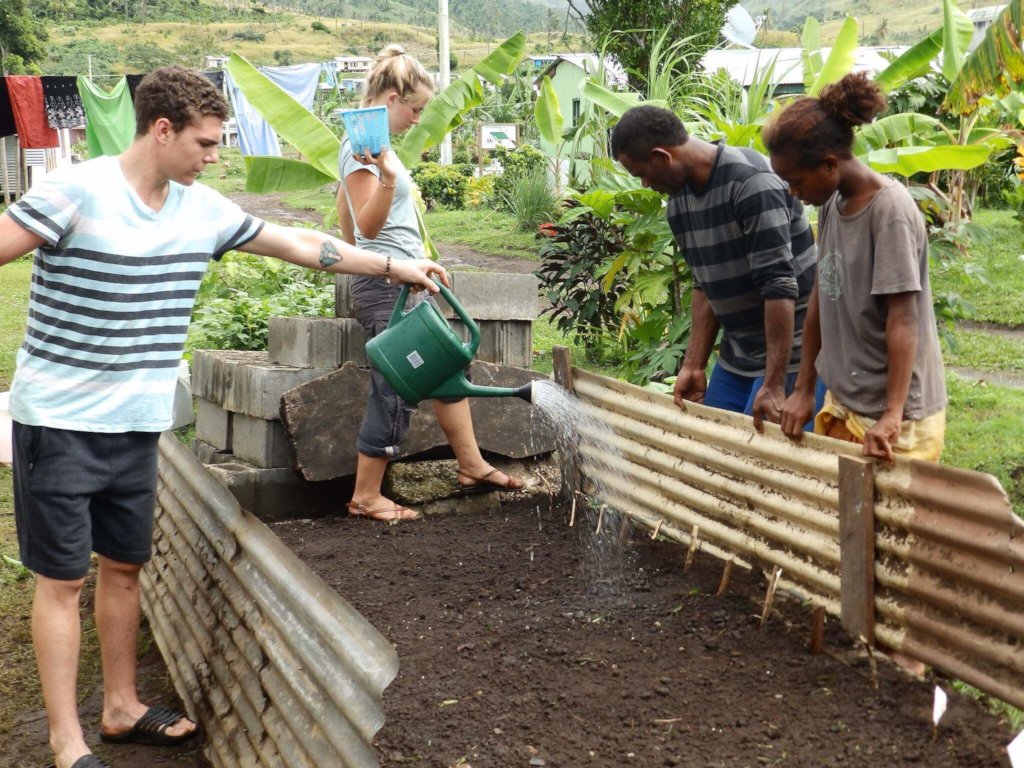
left=362, top=44, right=434, bottom=107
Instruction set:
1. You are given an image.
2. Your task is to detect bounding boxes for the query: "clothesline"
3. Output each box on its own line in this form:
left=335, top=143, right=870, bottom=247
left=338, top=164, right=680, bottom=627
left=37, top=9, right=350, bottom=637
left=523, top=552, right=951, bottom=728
left=0, top=63, right=334, bottom=160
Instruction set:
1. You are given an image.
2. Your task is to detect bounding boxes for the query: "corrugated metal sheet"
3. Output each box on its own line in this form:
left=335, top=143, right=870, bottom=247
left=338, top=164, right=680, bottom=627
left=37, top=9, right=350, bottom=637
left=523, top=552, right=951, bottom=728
left=143, top=433, right=398, bottom=767
left=569, top=368, right=1024, bottom=709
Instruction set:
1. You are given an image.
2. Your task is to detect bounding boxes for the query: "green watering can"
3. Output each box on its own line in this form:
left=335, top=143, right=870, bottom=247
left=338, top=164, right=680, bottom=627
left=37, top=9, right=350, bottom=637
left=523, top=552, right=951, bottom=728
left=365, top=281, right=536, bottom=406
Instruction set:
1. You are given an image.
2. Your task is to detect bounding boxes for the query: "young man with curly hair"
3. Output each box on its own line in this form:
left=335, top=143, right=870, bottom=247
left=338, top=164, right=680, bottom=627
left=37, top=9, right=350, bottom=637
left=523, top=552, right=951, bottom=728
left=0, top=65, right=446, bottom=768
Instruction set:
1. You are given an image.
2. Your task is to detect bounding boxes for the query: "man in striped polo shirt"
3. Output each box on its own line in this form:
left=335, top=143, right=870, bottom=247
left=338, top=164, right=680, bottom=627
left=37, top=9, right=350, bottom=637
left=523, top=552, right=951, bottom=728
left=612, top=105, right=818, bottom=430
left=0, top=66, right=446, bottom=768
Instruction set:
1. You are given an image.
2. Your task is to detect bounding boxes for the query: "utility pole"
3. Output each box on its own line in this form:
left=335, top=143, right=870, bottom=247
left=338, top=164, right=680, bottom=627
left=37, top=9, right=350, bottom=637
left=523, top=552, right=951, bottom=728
left=438, top=0, right=452, bottom=164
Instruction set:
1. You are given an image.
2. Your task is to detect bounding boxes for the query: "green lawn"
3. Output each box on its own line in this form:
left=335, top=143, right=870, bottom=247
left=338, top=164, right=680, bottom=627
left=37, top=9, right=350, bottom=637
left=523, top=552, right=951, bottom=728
left=933, top=208, right=1024, bottom=325
left=423, top=208, right=540, bottom=258
left=943, top=328, right=1024, bottom=373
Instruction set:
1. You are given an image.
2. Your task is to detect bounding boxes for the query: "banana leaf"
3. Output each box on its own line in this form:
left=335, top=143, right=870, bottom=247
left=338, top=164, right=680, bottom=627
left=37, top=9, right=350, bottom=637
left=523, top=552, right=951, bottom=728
left=244, top=156, right=337, bottom=193
left=866, top=144, right=993, bottom=176
left=874, top=12, right=971, bottom=93
left=398, top=32, right=526, bottom=165
left=808, top=16, right=858, bottom=97
left=855, top=113, right=946, bottom=151
left=942, top=0, right=969, bottom=82
left=226, top=53, right=340, bottom=179
left=801, top=17, right=823, bottom=90
left=945, top=0, right=1024, bottom=114
left=580, top=80, right=646, bottom=118
left=535, top=75, right=564, bottom=145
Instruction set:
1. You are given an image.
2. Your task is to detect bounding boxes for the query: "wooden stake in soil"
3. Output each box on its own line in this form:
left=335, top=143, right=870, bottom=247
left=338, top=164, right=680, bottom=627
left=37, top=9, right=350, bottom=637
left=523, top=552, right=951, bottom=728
left=683, top=524, right=699, bottom=573
left=651, top=519, right=663, bottom=540
left=839, top=456, right=876, bottom=645
left=808, top=605, right=826, bottom=655
left=860, top=635, right=880, bottom=690
left=595, top=504, right=605, bottom=535
left=716, top=559, right=734, bottom=597
left=568, top=495, right=576, bottom=528
left=759, top=565, right=783, bottom=629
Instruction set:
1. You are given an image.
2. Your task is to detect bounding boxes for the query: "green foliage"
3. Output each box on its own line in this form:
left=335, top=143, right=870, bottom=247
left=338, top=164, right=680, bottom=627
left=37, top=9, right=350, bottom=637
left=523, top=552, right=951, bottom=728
left=535, top=200, right=629, bottom=351
left=273, top=48, right=294, bottom=65
left=422, top=207, right=537, bottom=257
left=231, top=29, right=267, bottom=42
left=410, top=162, right=470, bottom=210
left=491, top=144, right=546, bottom=212
left=188, top=252, right=334, bottom=352
left=0, top=0, right=49, bottom=72
left=43, top=38, right=120, bottom=78
left=574, top=0, right=727, bottom=90
left=124, top=41, right=176, bottom=72
left=502, top=168, right=560, bottom=231
left=311, top=20, right=329, bottom=32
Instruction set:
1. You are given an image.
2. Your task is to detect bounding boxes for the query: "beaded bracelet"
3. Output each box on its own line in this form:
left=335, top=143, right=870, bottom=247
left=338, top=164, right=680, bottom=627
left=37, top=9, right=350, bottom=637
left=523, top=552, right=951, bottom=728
left=380, top=179, right=397, bottom=189
left=384, top=253, right=392, bottom=284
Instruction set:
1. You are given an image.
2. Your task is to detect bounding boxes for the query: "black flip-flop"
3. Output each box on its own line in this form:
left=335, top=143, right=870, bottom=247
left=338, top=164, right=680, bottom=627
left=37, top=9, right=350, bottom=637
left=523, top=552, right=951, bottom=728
left=99, top=705, right=199, bottom=747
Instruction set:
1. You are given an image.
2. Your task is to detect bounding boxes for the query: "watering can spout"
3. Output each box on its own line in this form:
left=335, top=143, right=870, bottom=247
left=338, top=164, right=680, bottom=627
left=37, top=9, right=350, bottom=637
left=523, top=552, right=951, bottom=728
left=514, top=382, right=535, bottom=404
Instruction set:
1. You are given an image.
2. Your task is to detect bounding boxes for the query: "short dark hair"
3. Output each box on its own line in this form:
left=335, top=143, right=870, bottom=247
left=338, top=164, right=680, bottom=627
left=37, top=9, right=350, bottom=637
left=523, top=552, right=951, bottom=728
left=134, top=65, right=228, bottom=136
left=611, top=105, right=689, bottom=160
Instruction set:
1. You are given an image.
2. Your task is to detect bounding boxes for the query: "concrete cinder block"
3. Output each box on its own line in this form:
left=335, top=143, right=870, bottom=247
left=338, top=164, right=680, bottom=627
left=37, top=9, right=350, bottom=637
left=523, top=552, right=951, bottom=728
left=449, top=319, right=533, bottom=368
left=232, top=412, right=293, bottom=469
left=194, top=397, right=232, bottom=452
left=268, top=317, right=368, bottom=368
left=192, top=349, right=334, bottom=420
left=190, top=438, right=237, bottom=465
left=435, top=271, right=539, bottom=321
left=335, top=271, right=539, bottom=321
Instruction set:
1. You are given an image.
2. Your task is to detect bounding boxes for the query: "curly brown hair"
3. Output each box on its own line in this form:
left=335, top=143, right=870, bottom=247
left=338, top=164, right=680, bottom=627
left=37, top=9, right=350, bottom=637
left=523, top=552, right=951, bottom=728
left=134, top=65, right=228, bottom=136
left=762, top=72, right=887, bottom=168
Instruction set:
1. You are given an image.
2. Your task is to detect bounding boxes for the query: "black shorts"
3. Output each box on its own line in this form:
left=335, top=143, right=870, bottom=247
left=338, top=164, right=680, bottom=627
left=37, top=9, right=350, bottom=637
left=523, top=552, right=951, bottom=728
left=12, top=422, right=160, bottom=581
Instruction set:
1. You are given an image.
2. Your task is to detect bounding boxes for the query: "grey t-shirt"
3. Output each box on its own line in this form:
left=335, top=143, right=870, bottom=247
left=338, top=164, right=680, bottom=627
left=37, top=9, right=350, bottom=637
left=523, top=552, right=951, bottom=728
left=338, top=137, right=422, bottom=262
left=815, top=179, right=947, bottom=420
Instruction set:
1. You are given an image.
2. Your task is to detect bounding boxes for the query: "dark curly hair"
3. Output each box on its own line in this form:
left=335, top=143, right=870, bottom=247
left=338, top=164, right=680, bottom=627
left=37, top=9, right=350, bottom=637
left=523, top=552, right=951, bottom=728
left=762, top=72, right=887, bottom=168
left=611, top=105, right=689, bottom=160
left=134, top=65, right=228, bottom=136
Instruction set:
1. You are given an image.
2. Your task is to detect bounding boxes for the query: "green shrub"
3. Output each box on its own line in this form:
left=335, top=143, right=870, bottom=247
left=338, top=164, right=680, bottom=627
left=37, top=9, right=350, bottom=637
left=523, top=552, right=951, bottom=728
left=535, top=200, right=627, bottom=351
left=188, top=253, right=334, bottom=352
left=311, top=20, right=330, bottom=32
left=231, top=29, right=266, bottom=42
left=467, top=175, right=495, bottom=208
left=410, top=162, right=469, bottom=210
left=503, top=168, right=559, bottom=231
left=492, top=145, right=547, bottom=212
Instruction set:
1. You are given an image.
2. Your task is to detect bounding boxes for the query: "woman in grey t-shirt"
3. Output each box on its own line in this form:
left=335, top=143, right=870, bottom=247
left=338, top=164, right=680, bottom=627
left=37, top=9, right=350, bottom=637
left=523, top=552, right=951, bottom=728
left=337, top=45, right=524, bottom=521
left=760, top=72, right=947, bottom=462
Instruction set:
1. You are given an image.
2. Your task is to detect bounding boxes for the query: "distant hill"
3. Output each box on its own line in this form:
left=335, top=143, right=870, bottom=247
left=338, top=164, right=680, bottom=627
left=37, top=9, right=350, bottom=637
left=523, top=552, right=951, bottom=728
left=741, top=0, right=999, bottom=45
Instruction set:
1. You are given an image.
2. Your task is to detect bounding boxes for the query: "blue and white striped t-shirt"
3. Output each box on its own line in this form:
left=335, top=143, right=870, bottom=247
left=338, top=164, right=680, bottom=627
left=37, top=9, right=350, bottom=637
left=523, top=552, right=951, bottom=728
left=7, top=155, right=264, bottom=432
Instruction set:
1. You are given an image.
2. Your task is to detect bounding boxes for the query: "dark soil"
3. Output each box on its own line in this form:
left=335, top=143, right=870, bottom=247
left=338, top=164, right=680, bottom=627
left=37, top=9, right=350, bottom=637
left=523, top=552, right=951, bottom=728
left=268, top=496, right=1012, bottom=768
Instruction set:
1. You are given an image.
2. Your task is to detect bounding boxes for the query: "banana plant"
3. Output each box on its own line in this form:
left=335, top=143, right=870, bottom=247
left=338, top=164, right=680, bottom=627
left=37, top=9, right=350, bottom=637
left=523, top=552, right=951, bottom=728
left=225, top=32, right=527, bottom=194
left=945, top=0, right=1024, bottom=115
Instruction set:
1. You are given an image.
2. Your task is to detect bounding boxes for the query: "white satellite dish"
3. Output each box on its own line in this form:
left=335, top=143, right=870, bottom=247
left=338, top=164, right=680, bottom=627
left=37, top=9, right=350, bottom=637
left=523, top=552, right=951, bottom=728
left=721, top=5, right=758, bottom=48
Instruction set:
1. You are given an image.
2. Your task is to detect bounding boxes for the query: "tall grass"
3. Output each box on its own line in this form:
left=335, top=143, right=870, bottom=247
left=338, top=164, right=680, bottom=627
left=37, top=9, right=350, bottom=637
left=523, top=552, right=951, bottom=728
left=503, top=168, right=560, bottom=231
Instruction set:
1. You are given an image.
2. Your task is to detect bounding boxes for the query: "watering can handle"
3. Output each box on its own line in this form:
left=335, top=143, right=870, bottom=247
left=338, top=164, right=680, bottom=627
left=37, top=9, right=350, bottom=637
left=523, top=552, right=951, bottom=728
left=390, top=279, right=481, bottom=353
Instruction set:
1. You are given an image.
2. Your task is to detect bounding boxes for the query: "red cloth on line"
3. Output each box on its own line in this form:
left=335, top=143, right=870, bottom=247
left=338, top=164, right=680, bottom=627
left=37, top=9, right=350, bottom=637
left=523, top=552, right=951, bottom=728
left=6, top=76, right=58, bottom=149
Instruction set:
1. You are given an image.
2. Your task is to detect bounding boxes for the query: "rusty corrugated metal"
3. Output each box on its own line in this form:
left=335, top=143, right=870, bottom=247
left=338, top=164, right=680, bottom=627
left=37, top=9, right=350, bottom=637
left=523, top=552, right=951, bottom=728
left=142, top=433, right=398, bottom=767
left=569, top=368, right=1024, bottom=709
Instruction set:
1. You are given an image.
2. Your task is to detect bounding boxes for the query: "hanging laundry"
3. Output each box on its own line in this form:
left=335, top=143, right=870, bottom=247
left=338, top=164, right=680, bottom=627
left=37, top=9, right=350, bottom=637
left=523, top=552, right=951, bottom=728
left=204, top=70, right=225, bottom=91
left=6, top=76, right=59, bottom=149
left=41, top=76, right=85, bottom=130
left=77, top=77, right=136, bottom=157
left=321, top=62, right=337, bottom=89
left=225, top=70, right=281, bottom=158
left=0, top=79, right=16, bottom=138
left=261, top=62, right=322, bottom=110
left=125, top=73, right=146, bottom=102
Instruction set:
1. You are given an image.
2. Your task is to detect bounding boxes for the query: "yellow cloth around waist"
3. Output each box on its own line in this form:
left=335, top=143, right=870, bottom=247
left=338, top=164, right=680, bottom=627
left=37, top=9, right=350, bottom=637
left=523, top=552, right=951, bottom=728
left=814, top=390, right=946, bottom=461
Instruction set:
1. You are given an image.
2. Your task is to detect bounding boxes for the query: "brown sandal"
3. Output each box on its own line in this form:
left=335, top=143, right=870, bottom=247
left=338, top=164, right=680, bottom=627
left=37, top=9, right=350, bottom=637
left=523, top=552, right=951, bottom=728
left=456, top=467, right=525, bottom=494
left=346, top=501, right=421, bottom=522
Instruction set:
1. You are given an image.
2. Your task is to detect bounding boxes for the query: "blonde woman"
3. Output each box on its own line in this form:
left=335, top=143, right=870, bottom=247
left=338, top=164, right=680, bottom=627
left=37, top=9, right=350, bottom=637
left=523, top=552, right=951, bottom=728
left=338, top=45, right=524, bottom=521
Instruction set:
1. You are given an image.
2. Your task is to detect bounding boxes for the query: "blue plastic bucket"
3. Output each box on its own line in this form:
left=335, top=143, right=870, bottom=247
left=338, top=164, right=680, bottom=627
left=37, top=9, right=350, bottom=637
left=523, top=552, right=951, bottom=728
left=341, top=106, right=390, bottom=157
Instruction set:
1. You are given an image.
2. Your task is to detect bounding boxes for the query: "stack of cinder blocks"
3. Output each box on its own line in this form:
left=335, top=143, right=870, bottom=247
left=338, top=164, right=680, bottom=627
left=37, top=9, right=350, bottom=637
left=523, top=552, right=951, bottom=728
left=190, top=271, right=540, bottom=518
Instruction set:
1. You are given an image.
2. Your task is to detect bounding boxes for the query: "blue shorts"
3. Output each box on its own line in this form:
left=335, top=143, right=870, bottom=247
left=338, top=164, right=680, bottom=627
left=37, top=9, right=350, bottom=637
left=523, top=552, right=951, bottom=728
left=13, top=422, right=160, bottom=580
left=704, top=363, right=825, bottom=431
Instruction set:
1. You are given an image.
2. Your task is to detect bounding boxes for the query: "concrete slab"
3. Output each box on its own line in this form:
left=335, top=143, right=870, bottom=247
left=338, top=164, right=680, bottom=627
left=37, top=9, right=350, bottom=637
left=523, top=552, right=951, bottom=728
left=269, top=317, right=368, bottom=369
left=194, top=397, right=232, bottom=451
left=232, top=412, right=293, bottom=469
